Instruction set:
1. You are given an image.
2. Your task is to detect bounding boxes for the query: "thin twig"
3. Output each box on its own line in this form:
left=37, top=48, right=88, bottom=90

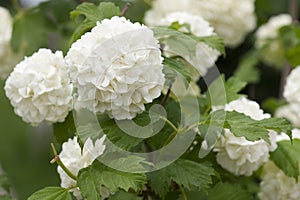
left=160, top=83, right=172, bottom=105
left=121, top=2, right=131, bottom=16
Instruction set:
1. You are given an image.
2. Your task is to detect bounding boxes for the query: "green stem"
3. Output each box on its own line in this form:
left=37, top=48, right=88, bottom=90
left=67, top=184, right=78, bottom=190
left=160, top=116, right=178, bottom=132
left=179, top=185, right=187, bottom=200
left=50, top=143, right=77, bottom=181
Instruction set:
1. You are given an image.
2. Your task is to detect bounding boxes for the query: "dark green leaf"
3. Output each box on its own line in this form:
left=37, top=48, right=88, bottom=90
left=270, top=139, right=300, bottom=180
left=27, top=187, right=72, bottom=200
left=208, top=183, right=254, bottom=200
left=108, top=191, right=143, bottom=200
left=286, top=44, right=300, bottom=67
left=78, top=161, right=146, bottom=198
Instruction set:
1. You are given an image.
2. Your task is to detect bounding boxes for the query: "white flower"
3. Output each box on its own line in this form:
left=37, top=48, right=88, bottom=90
left=0, top=7, right=12, bottom=49
left=214, top=98, right=276, bottom=176
left=255, top=14, right=292, bottom=67
left=4, top=48, right=73, bottom=126
left=66, top=16, right=165, bottom=120
left=158, top=12, right=220, bottom=79
left=284, top=66, right=300, bottom=103
left=144, top=0, right=256, bottom=47
left=57, top=136, right=106, bottom=199
left=258, top=160, right=300, bottom=200
left=275, top=104, right=300, bottom=127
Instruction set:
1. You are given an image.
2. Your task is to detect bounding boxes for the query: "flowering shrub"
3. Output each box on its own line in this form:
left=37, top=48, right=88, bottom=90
left=1, top=1, right=300, bottom=200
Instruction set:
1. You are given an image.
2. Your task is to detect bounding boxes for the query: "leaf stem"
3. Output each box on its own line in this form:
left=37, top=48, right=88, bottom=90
left=160, top=116, right=178, bottom=132
left=160, top=83, right=172, bottom=106
left=50, top=143, right=77, bottom=181
left=179, top=185, right=187, bottom=200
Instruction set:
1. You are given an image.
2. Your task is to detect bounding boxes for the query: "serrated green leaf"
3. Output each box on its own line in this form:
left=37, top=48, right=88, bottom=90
left=108, top=191, right=143, bottom=200
left=78, top=161, right=146, bottom=197
left=208, top=183, right=254, bottom=200
left=147, top=159, right=214, bottom=197
left=27, top=187, right=72, bottom=200
left=53, top=112, right=75, bottom=144
left=225, top=77, right=247, bottom=103
left=234, top=50, right=261, bottom=84
left=270, top=139, right=300, bottom=180
left=69, top=2, right=121, bottom=44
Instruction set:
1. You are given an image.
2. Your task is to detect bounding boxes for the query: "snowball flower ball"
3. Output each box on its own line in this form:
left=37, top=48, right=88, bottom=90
left=57, top=136, right=106, bottom=199
left=284, top=66, right=300, bottom=103
left=0, top=7, right=12, bottom=50
left=66, top=16, right=165, bottom=120
left=159, top=12, right=220, bottom=79
left=5, top=48, right=73, bottom=126
left=275, top=103, right=300, bottom=127
left=255, top=14, right=292, bottom=67
left=214, top=98, right=277, bottom=176
left=258, top=160, right=300, bottom=200
left=144, top=0, right=256, bottom=47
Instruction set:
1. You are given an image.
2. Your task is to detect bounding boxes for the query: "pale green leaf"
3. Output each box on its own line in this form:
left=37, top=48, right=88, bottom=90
left=270, top=139, right=300, bottom=180
left=27, top=187, right=72, bottom=200
left=197, top=35, right=225, bottom=56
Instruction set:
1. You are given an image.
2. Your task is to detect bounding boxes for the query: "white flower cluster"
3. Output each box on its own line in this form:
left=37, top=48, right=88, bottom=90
left=157, top=12, right=220, bottom=79
left=258, top=129, right=300, bottom=200
left=0, top=7, right=23, bottom=80
left=255, top=14, right=292, bottom=67
left=66, top=16, right=165, bottom=120
left=214, top=98, right=277, bottom=176
left=275, top=66, right=300, bottom=127
left=57, top=136, right=106, bottom=199
left=5, top=49, right=73, bottom=126
left=144, top=0, right=256, bottom=47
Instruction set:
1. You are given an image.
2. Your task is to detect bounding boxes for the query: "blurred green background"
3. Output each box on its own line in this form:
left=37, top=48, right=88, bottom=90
left=0, top=0, right=297, bottom=199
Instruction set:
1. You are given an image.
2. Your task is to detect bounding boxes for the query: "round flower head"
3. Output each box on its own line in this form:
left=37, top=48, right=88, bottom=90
left=57, top=136, right=106, bottom=199
left=0, top=7, right=12, bottom=49
left=214, top=98, right=277, bottom=176
left=4, top=48, right=73, bottom=126
left=159, top=12, right=220, bottom=79
left=284, top=66, right=300, bottom=103
left=66, top=16, right=165, bottom=120
left=144, top=0, right=256, bottom=48
left=255, top=14, right=292, bottom=67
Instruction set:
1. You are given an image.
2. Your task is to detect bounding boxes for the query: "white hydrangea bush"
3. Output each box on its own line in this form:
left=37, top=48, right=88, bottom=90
left=255, top=14, right=292, bottom=67
left=144, top=0, right=256, bottom=47
left=57, top=136, right=106, bottom=199
left=66, top=16, right=165, bottom=120
left=213, top=98, right=277, bottom=176
left=4, top=48, right=73, bottom=126
left=158, top=12, right=220, bottom=79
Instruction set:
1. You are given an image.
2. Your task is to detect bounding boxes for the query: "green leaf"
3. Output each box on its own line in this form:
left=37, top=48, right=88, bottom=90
left=53, top=112, right=75, bottom=144
left=286, top=44, right=300, bottom=67
left=270, top=139, right=300, bottom=180
left=108, top=191, right=143, bottom=200
left=78, top=161, right=146, bottom=198
left=27, top=187, right=72, bottom=200
left=261, top=97, right=286, bottom=115
left=163, top=56, right=192, bottom=86
left=197, top=35, right=225, bottom=56
left=206, top=110, right=292, bottom=143
left=147, top=159, right=214, bottom=197
left=206, top=75, right=246, bottom=106
left=208, top=183, right=254, bottom=200
left=234, top=50, right=261, bottom=84
left=69, top=2, right=121, bottom=44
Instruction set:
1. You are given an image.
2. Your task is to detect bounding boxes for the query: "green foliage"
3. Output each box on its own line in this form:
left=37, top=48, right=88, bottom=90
left=270, top=139, right=300, bottom=180
left=108, top=191, right=143, bottom=200
left=27, top=187, right=72, bottom=200
left=53, top=113, right=76, bottom=144
left=69, top=2, right=121, bottom=44
left=207, top=183, right=254, bottom=200
left=163, top=56, right=192, bottom=86
left=197, top=35, right=226, bottom=56
left=234, top=49, right=261, bottom=84
left=147, top=159, right=214, bottom=197
left=262, top=97, right=286, bottom=115
left=78, top=161, right=146, bottom=199
left=206, top=75, right=247, bottom=106
left=204, top=110, right=293, bottom=143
